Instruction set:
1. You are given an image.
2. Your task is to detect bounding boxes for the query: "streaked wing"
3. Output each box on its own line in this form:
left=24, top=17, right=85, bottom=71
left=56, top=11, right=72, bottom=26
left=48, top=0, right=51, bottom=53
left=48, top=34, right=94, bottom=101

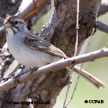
left=24, top=34, right=67, bottom=59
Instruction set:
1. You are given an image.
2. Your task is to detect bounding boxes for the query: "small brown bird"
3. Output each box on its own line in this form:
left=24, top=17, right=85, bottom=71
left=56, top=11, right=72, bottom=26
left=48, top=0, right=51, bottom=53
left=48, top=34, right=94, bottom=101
left=4, top=16, right=105, bottom=88
left=4, top=16, right=67, bottom=68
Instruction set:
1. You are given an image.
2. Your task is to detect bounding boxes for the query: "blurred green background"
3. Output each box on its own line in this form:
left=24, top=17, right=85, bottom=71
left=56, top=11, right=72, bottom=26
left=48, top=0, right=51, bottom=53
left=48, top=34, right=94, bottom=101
left=34, top=4, right=108, bottom=108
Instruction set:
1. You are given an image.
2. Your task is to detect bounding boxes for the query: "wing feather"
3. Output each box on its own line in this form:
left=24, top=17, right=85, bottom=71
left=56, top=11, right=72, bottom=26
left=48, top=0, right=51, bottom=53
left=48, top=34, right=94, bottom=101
left=24, top=34, right=67, bottom=59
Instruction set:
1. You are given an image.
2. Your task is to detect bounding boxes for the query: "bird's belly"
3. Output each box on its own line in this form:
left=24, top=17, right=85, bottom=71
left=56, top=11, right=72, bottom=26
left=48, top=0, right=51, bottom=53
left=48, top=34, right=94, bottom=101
left=18, top=50, right=52, bottom=67
left=8, top=41, right=53, bottom=68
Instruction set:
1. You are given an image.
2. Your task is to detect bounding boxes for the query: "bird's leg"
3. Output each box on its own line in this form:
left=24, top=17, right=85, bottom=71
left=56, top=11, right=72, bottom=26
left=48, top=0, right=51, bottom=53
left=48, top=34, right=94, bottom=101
left=30, top=67, right=39, bottom=72
left=9, top=64, right=22, bottom=77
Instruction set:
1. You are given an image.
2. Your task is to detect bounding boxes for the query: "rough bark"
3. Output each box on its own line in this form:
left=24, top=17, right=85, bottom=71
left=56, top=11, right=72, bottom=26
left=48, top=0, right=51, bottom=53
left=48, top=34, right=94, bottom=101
left=0, top=0, right=102, bottom=108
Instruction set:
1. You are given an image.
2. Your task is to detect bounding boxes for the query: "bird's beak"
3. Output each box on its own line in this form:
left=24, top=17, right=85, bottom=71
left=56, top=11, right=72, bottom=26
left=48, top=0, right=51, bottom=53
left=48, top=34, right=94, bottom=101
left=4, top=23, right=12, bottom=28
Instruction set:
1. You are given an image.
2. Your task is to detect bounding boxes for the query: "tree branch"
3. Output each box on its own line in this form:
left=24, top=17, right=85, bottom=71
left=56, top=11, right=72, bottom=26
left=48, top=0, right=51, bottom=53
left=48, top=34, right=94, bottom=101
left=18, top=0, right=51, bottom=20
left=98, top=0, right=108, bottom=16
left=97, top=21, right=108, bottom=33
left=0, top=47, right=107, bottom=94
left=74, top=66, right=105, bottom=88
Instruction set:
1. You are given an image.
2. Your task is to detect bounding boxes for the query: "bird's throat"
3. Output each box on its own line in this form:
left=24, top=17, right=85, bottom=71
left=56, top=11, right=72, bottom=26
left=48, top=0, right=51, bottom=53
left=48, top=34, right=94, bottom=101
left=6, top=28, right=15, bottom=37
left=6, top=27, right=18, bottom=37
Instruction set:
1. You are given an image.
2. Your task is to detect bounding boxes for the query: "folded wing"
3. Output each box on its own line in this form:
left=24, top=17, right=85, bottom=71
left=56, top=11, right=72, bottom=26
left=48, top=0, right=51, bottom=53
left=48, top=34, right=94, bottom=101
left=24, top=34, right=67, bottom=59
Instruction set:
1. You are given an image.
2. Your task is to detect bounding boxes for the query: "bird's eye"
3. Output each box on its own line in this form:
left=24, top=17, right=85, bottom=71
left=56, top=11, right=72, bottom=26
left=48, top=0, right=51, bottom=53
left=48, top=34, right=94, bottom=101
left=14, top=21, right=18, bottom=25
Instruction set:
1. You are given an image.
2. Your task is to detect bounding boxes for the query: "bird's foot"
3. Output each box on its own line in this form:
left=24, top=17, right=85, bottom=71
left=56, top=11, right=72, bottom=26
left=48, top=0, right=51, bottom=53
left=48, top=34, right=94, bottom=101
left=30, top=67, right=38, bottom=72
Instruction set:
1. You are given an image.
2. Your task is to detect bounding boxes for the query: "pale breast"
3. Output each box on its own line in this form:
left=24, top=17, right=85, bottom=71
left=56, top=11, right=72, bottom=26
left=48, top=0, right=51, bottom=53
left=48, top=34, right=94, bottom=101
left=6, top=30, right=62, bottom=67
left=7, top=33, right=55, bottom=67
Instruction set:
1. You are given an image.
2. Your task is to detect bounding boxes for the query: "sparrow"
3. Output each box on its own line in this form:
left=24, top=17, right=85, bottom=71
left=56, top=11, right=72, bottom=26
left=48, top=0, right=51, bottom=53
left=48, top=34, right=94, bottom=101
left=3, top=16, right=105, bottom=88
left=4, top=16, right=67, bottom=68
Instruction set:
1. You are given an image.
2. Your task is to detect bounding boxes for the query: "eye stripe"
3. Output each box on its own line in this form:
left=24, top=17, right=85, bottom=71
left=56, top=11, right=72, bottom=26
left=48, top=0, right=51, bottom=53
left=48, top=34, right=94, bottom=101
left=11, top=27, right=16, bottom=34
left=12, top=26, right=19, bottom=34
left=10, top=21, right=22, bottom=25
left=13, top=25, right=19, bottom=31
left=9, top=20, right=20, bottom=33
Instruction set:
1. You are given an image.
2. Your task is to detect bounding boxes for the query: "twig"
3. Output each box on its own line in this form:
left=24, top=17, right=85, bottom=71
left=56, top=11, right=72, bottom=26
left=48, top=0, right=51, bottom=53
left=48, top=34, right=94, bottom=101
left=63, top=0, right=80, bottom=107
left=66, top=26, right=96, bottom=107
left=63, top=66, right=74, bottom=108
left=66, top=65, right=83, bottom=107
left=0, top=47, right=107, bottom=94
left=17, top=0, right=51, bottom=20
left=74, top=66, right=105, bottom=88
left=98, top=0, right=108, bottom=16
left=97, top=21, right=108, bottom=33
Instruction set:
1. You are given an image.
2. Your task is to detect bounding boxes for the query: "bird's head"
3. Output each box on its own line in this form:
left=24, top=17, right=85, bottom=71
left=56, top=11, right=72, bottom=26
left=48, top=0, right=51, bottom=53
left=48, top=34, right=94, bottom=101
left=4, top=16, right=27, bottom=35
